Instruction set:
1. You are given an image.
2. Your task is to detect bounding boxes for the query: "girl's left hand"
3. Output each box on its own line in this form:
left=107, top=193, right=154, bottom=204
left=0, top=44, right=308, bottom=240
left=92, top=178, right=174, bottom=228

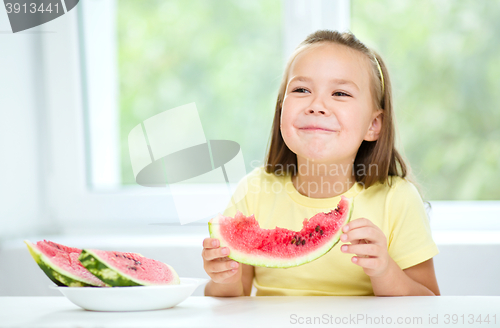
left=340, top=218, right=390, bottom=277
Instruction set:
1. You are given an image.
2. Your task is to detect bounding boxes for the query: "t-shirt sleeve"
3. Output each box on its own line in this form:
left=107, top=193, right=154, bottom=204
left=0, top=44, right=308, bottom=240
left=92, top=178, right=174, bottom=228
left=222, top=186, right=250, bottom=218
left=387, top=179, right=439, bottom=270
left=222, top=167, right=259, bottom=218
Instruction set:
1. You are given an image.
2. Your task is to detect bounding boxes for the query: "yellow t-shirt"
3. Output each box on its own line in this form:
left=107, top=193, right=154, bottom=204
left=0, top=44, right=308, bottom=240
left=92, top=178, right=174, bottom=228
left=222, top=166, right=439, bottom=296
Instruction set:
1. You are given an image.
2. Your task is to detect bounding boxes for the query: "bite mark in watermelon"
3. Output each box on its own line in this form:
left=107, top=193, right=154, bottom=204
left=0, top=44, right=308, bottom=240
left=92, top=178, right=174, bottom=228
left=209, top=195, right=353, bottom=268
left=24, top=240, right=108, bottom=287
left=78, top=249, right=180, bottom=287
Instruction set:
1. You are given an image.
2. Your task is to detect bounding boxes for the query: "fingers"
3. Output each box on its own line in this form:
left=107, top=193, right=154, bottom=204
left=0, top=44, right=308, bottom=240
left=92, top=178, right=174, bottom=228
left=202, top=238, right=229, bottom=261
left=210, top=267, right=240, bottom=283
left=341, top=243, right=380, bottom=257
left=202, top=237, right=242, bottom=284
left=350, top=255, right=389, bottom=273
left=205, top=257, right=239, bottom=274
left=339, top=220, right=392, bottom=276
left=340, top=226, right=383, bottom=244
left=203, top=238, right=220, bottom=249
left=342, top=217, right=373, bottom=233
left=351, top=256, right=378, bottom=269
left=202, top=246, right=231, bottom=261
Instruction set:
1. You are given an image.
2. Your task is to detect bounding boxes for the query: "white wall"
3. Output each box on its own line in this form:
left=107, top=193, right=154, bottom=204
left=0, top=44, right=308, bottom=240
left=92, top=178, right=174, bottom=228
left=0, top=6, right=52, bottom=240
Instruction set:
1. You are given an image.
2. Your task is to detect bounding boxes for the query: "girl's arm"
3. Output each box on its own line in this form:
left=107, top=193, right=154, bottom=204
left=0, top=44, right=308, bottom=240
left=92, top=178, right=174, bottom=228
left=204, top=264, right=254, bottom=296
left=403, top=258, right=440, bottom=295
left=204, top=276, right=243, bottom=297
left=241, top=264, right=255, bottom=296
left=340, top=219, right=440, bottom=296
left=202, top=237, right=255, bottom=297
left=370, top=258, right=440, bottom=296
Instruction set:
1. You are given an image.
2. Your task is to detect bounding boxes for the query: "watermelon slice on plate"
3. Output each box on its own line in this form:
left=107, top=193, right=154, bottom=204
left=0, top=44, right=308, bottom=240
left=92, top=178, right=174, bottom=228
left=24, top=240, right=107, bottom=287
left=209, top=195, right=353, bottom=268
left=78, top=249, right=180, bottom=287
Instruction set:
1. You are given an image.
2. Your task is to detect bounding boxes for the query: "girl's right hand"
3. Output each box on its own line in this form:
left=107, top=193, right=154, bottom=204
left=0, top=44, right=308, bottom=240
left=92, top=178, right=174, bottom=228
left=202, top=238, right=241, bottom=284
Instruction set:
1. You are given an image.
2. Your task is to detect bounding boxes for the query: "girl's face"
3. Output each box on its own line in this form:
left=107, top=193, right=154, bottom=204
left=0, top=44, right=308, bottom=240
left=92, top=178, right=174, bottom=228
left=280, top=43, right=382, bottom=166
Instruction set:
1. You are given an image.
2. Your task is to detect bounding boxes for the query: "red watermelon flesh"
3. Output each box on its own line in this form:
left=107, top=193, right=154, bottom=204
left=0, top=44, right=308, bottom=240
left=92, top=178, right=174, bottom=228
left=209, top=195, right=353, bottom=268
left=27, top=240, right=107, bottom=287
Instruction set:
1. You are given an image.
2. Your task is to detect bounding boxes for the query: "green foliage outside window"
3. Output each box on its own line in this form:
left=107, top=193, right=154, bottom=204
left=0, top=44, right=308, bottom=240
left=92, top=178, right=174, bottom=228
left=117, top=0, right=283, bottom=185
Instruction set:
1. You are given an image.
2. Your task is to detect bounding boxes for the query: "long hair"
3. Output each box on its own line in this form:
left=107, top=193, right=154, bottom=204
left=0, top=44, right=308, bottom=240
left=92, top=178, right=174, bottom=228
left=264, top=30, right=409, bottom=188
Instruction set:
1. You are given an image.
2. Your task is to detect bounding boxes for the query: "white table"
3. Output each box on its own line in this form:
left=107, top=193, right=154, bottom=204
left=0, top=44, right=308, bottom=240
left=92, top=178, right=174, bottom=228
left=1, top=296, right=499, bottom=327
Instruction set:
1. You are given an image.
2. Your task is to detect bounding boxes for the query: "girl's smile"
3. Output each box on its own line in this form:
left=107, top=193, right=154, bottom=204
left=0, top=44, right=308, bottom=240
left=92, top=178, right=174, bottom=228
left=298, top=127, right=337, bottom=132
left=299, top=128, right=336, bottom=132
left=296, top=122, right=338, bottom=133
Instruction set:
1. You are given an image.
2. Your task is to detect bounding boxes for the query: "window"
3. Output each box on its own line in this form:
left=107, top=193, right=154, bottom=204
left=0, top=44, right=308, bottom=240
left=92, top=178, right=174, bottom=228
left=82, top=0, right=283, bottom=190
left=44, top=0, right=498, bottom=232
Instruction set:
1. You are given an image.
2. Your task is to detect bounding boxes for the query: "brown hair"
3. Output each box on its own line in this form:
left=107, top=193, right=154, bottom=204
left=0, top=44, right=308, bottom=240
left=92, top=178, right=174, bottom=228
left=264, top=29, right=409, bottom=188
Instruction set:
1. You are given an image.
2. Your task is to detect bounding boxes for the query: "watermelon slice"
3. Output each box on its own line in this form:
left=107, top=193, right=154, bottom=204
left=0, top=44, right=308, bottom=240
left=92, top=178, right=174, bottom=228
left=209, top=195, right=353, bottom=268
left=78, top=249, right=180, bottom=287
left=24, top=240, right=108, bottom=287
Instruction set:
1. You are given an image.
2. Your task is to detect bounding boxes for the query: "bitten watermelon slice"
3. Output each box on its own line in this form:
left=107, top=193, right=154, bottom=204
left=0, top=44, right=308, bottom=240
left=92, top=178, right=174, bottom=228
left=78, top=249, right=180, bottom=287
left=24, top=240, right=108, bottom=287
left=209, top=195, right=353, bottom=268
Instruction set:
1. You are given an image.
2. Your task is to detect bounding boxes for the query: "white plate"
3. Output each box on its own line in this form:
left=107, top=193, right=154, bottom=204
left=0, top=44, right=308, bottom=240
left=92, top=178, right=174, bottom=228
left=50, top=277, right=209, bottom=312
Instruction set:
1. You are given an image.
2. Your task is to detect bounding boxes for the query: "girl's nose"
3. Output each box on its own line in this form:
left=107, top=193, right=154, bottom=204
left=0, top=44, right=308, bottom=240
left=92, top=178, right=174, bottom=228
left=306, top=96, right=330, bottom=116
left=307, top=108, right=327, bottom=115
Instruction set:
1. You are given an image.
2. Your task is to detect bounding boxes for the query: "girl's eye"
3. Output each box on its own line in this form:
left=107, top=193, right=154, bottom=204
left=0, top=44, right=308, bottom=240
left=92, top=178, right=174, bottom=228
left=291, top=88, right=350, bottom=97
left=292, top=88, right=310, bottom=93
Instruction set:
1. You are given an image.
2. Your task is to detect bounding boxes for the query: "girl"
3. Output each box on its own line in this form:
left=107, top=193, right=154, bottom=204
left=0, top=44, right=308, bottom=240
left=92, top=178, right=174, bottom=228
left=202, top=30, right=440, bottom=297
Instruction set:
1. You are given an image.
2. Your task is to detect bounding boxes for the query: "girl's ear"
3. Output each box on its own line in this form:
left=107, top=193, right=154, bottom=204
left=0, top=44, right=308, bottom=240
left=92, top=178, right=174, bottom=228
left=364, top=110, right=383, bottom=142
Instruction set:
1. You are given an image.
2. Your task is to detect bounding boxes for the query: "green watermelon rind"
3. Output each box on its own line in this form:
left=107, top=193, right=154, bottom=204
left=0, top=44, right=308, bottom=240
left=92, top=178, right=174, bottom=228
left=24, top=240, right=108, bottom=287
left=78, top=249, right=180, bottom=287
left=209, top=197, right=354, bottom=268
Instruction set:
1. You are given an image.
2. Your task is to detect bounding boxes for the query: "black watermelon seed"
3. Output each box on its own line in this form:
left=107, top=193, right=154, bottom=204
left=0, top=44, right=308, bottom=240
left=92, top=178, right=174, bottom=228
left=291, top=238, right=296, bottom=244
left=301, top=240, right=305, bottom=245
left=297, top=236, right=301, bottom=242
left=295, top=239, right=300, bottom=246
left=309, top=232, right=312, bottom=237
left=320, top=229, right=324, bottom=235
left=315, top=225, right=320, bottom=232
